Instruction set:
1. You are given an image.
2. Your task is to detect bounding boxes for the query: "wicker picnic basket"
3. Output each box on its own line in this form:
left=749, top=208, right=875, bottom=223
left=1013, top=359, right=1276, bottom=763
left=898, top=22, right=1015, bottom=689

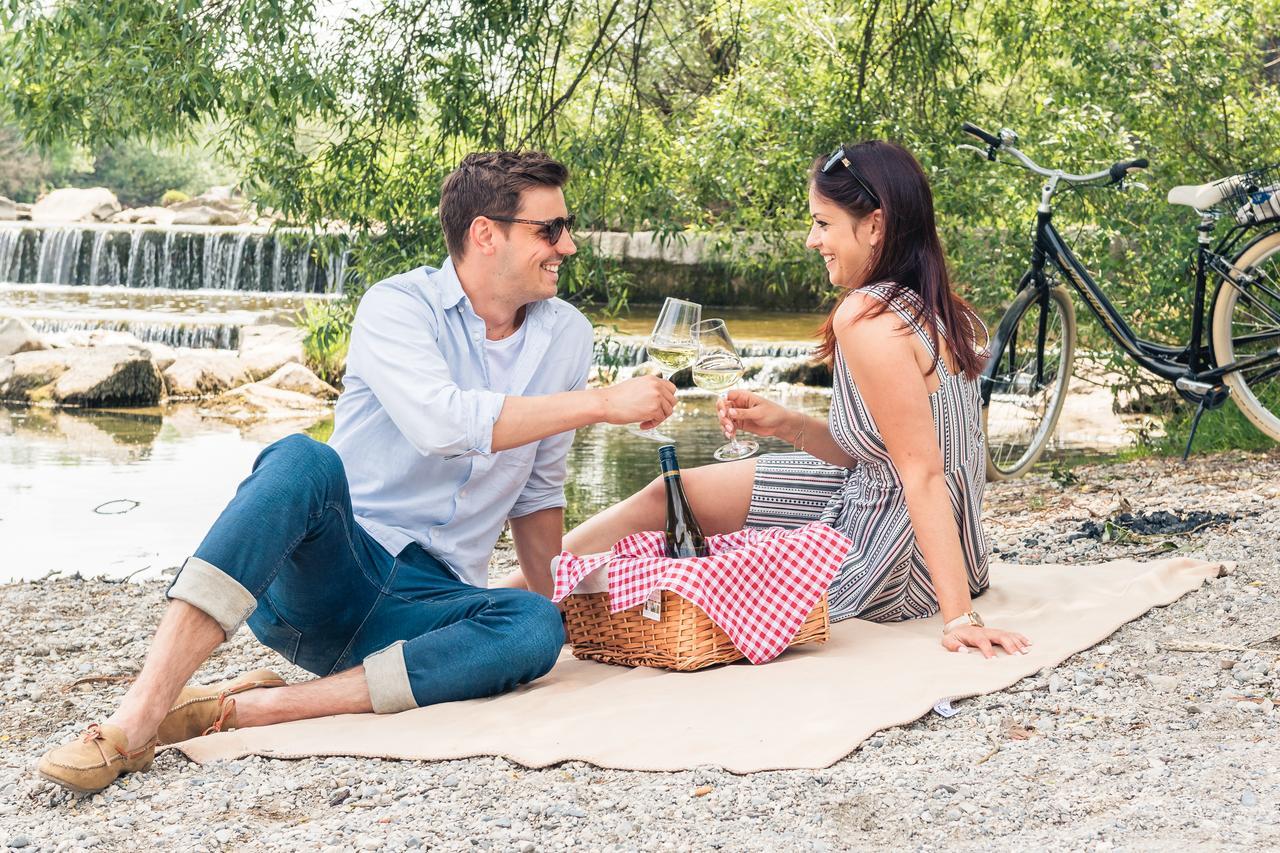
left=561, top=590, right=830, bottom=672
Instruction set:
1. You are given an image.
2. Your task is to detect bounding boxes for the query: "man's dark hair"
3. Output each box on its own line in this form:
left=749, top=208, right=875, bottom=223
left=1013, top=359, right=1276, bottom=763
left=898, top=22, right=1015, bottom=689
left=438, top=151, right=570, bottom=260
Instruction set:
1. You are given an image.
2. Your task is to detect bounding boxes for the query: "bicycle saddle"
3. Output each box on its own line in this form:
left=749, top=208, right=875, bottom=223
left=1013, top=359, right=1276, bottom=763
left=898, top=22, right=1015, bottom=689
left=1167, top=178, right=1240, bottom=209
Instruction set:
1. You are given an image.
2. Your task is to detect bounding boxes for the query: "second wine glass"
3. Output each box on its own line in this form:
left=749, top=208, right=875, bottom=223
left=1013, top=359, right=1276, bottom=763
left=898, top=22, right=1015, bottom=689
left=693, top=319, right=758, bottom=461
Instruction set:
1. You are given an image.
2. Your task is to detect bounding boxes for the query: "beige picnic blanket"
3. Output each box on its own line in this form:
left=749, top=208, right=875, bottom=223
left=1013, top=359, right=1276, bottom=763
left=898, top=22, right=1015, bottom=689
left=170, top=557, right=1222, bottom=773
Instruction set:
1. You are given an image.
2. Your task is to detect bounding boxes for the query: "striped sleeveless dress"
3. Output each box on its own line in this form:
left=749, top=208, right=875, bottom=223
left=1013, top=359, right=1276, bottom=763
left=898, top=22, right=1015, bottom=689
left=744, top=283, right=990, bottom=623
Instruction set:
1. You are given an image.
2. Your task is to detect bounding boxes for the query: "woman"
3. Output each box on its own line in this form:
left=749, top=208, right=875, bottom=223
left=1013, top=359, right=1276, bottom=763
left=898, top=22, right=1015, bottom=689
left=565, top=140, right=1030, bottom=657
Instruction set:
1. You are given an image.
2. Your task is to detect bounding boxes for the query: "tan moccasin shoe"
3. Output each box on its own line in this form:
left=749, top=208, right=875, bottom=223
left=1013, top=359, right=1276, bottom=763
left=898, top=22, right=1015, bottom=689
left=37, top=723, right=155, bottom=795
left=157, top=668, right=286, bottom=744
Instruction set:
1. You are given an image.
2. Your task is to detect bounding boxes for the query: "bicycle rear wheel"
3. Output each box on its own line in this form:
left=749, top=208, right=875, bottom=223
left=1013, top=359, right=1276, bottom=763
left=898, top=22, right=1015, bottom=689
left=981, top=284, right=1077, bottom=481
left=1212, top=229, right=1280, bottom=442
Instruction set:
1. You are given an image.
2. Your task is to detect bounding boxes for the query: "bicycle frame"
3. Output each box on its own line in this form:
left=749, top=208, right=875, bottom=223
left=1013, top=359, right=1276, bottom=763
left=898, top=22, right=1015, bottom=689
left=1024, top=208, right=1280, bottom=388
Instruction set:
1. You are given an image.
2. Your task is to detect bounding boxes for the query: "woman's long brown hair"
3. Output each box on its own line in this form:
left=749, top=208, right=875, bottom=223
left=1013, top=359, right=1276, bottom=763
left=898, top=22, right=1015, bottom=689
left=812, top=141, right=986, bottom=379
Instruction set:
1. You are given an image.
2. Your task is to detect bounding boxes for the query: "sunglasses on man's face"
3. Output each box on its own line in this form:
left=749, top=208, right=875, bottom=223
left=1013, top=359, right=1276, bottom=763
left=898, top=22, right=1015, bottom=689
left=821, top=146, right=881, bottom=209
left=485, top=213, right=576, bottom=245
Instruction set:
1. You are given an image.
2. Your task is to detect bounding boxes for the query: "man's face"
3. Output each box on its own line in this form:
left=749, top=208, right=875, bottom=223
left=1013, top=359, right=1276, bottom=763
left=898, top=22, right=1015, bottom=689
left=493, top=185, right=577, bottom=303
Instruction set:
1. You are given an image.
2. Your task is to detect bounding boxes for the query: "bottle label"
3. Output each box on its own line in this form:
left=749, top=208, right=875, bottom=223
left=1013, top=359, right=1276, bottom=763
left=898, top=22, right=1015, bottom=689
left=642, top=589, right=663, bottom=621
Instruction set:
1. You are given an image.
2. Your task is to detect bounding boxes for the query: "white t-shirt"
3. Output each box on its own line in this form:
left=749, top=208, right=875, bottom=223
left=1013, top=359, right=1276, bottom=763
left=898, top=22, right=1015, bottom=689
left=484, top=322, right=527, bottom=392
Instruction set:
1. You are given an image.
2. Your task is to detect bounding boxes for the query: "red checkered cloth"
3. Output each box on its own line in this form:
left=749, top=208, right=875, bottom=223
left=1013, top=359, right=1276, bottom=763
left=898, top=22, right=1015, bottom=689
left=552, top=522, right=853, bottom=664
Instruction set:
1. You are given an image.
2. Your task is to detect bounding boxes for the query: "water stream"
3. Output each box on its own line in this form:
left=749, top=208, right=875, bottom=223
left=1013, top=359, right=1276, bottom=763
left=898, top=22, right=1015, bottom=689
left=0, top=392, right=829, bottom=583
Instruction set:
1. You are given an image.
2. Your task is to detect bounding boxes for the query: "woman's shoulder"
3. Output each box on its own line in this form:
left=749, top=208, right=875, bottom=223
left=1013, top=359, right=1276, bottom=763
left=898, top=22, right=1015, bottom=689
left=835, top=282, right=914, bottom=333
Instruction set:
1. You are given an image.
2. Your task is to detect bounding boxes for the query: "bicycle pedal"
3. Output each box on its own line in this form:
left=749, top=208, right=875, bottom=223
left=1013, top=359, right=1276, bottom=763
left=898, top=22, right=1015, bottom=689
left=1174, top=377, right=1217, bottom=396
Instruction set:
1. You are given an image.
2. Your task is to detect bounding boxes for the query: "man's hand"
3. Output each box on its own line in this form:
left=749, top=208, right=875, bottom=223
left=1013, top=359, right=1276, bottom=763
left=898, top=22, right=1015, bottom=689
left=595, top=376, right=677, bottom=429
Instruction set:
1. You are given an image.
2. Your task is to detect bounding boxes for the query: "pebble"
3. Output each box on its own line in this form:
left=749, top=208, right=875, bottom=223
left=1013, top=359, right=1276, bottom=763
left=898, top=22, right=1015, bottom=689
left=2, top=454, right=1279, bottom=850
left=5, top=837, right=30, bottom=849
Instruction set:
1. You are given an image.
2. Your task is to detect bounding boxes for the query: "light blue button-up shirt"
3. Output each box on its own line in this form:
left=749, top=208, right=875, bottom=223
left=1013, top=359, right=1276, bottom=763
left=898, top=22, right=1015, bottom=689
left=328, top=258, right=594, bottom=588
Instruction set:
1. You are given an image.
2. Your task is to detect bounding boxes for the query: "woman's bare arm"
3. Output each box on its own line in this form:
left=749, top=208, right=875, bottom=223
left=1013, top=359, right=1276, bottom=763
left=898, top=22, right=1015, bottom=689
left=717, top=394, right=856, bottom=468
left=834, top=294, right=1029, bottom=657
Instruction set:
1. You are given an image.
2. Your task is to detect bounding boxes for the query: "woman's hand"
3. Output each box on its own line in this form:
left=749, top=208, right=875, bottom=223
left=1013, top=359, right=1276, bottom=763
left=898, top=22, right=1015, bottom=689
left=942, top=625, right=1032, bottom=659
left=717, top=390, right=796, bottom=441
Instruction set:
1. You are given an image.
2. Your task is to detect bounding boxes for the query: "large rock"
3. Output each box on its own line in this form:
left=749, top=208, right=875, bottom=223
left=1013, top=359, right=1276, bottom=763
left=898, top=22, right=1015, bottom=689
left=108, top=206, right=177, bottom=226
left=54, top=346, right=164, bottom=407
left=256, top=362, right=339, bottom=399
left=167, top=195, right=250, bottom=226
left=15, top=202, right=32, bottom=220
left=162, top=350, right=250, bottom=398
left=0, top=346, right=163, bottom=406
left=238, top=324, right=307, bottom=381
left=206, top=381, right=333, bottom=422
left=0, top=196, right=16, bottom=221
left=0, top=317, right=48, bottom=357
left=0, top=350, right=68, bottom=402
left=31, top=187, right=121, bottom=223
left=143, top=341, right=178, bottom=372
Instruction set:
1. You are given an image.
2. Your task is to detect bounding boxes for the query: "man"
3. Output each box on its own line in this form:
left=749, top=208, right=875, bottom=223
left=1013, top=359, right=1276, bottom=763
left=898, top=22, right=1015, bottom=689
left=38, top=151, right=676, bottom=794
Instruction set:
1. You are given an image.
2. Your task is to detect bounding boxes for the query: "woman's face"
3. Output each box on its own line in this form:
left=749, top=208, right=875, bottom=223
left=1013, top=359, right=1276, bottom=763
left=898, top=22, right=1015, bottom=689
left=805, top=183, right=881, bottom=288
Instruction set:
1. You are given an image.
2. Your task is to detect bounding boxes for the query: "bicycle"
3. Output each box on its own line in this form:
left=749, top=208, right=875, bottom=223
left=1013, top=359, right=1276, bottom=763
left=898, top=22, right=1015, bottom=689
left=959, top=121, right=1280, bottom=480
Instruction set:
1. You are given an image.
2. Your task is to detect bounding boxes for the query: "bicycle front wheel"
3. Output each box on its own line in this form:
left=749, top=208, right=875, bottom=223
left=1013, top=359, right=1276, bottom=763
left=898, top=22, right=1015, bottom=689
left=981, top=284, right=1077, bottom=481
left=1212, top=229, right=1280, bottom=442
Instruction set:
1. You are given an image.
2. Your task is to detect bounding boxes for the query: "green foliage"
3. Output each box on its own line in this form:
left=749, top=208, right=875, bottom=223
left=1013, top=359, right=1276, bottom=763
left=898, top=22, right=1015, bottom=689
left=52, top=139, right=235, bottom=206
left=160, top=189, right=191, bottom=206
left=1147, top=398, right=1279, bottom=456
left=0, top=121, right=46, bottom=201
left=298, top=298, right=354, bottom=388
left=3, top=0, right=1279, bottom=449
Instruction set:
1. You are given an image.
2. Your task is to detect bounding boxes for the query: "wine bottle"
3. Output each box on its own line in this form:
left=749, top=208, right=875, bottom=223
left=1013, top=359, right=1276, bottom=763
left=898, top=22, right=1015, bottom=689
left=658, top=445, right=710, bottom=558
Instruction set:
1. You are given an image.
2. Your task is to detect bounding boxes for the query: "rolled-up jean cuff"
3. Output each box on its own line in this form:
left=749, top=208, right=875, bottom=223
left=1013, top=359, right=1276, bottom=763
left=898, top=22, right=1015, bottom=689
left=165, top=556, right=258, bottom=640
left=364, top=641, right=417, bottom=714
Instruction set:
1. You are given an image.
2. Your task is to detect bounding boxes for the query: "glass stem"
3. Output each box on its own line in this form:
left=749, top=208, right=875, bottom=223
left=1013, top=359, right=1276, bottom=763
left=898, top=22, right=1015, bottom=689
left=719, top=391, right=739, bottom=449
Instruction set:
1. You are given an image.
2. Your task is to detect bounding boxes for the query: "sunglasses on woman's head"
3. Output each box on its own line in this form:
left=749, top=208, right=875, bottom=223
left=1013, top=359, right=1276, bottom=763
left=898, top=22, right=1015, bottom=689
left=484, top=213, right=577, bottom=244
left=821, top=146, right=881, bottom=209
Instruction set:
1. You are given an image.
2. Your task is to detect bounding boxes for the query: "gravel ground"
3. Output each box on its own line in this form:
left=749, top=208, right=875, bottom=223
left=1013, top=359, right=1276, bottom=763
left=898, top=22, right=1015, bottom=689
left=2, top=449, right=1278, bottom=852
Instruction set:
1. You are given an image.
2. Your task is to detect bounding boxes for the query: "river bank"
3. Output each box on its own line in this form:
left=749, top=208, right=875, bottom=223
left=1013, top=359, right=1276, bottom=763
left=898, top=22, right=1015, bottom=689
left=1, top=449, right=1277, bottom=851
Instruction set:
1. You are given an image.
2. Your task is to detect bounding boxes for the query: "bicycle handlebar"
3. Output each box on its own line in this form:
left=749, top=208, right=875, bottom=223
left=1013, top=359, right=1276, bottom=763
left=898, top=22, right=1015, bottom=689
left=1108, top=158, right=1149, bottom=183
left=961, top=122, right=1002, bottom=148
left=961, top=120, right=1149, bottom=186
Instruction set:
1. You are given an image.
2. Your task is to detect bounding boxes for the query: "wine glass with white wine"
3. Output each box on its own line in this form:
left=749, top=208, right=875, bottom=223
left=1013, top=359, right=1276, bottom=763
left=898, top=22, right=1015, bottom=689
left=631, top=297, right=701, bottom=441
left=692, top=319, right=758, bottom=461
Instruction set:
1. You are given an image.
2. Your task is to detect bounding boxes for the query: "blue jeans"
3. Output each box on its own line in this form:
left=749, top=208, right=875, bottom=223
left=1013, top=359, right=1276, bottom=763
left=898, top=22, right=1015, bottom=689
left=165, top=434, right=564, bottom=713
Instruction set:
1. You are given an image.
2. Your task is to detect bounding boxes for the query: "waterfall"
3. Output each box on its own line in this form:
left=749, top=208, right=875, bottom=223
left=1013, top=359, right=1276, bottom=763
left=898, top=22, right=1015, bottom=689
left=605, top=337, right=816, bottom=367
left=0, top=228, right=21, bottom=281
left=0, top=222, right=347, bottom=293
left=30, top=317, right=240, bottom=350
left=35, top=227, right=85, bottom=284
